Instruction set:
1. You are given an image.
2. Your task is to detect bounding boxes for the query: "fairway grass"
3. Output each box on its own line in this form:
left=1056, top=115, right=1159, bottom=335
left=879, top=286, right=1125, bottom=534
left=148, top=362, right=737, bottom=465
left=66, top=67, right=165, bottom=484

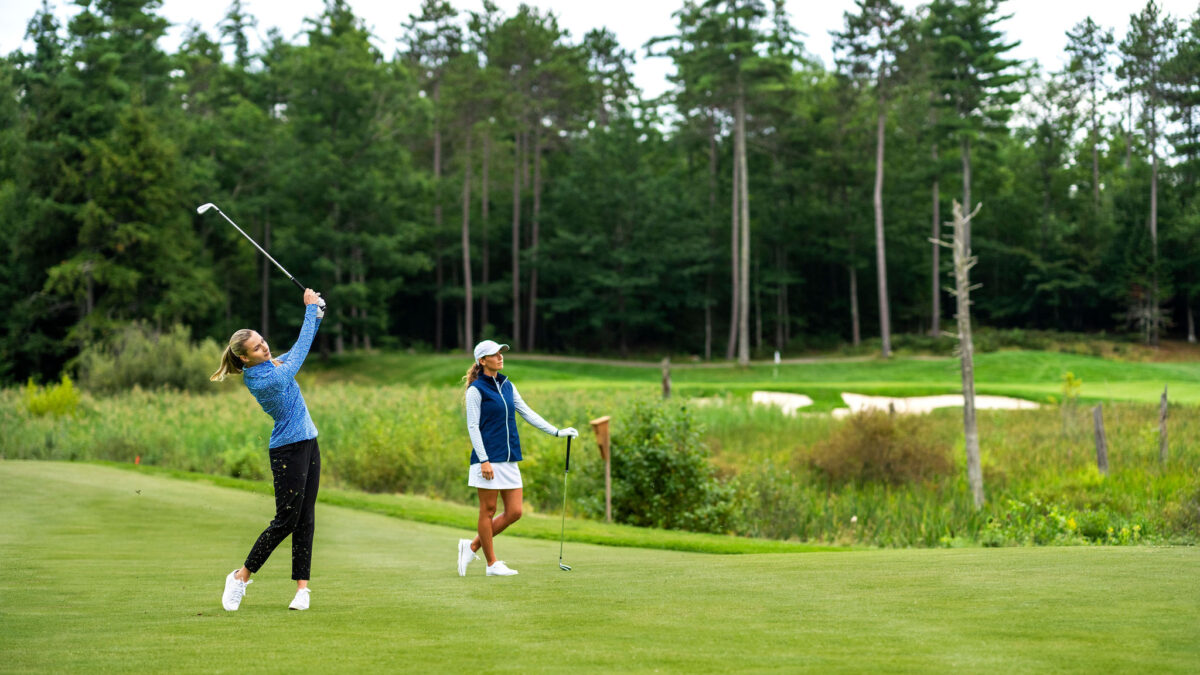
left=3, top=461, right=1197, bottom=672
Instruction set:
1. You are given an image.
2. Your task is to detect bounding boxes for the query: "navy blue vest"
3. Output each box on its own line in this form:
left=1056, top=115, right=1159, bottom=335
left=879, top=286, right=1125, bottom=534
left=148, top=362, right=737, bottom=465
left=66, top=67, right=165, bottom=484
left=469, top=373, right=522, bottom=464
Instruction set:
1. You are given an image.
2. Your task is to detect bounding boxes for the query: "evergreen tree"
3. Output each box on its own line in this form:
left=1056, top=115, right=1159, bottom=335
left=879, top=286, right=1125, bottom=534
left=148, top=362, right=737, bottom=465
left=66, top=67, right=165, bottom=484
left=1118, top=0, right=1176, bottom=345
left=834, top=0, right=908, bottom=358
left=927, top=0, right=1024, bottom=249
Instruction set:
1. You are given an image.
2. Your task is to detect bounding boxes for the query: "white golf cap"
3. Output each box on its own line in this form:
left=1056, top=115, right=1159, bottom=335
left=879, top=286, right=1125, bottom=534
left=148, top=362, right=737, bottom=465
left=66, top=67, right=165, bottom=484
left=473, top=339, right=510, bottom=362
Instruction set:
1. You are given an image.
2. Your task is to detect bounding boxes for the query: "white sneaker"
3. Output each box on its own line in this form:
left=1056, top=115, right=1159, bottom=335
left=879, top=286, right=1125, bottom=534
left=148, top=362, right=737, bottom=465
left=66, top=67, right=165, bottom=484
left=222, top=570, right=252, bottom=611
left=486, top=560, right=518, bottom=576
left=457, top=539, right=479, bottom=577
left=289, top=588, right=310, bottom=611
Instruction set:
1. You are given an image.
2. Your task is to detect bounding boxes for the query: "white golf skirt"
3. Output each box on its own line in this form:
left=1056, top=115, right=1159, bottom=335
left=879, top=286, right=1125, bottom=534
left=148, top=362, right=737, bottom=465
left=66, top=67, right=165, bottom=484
left=468, top=461, right=523, bottom=490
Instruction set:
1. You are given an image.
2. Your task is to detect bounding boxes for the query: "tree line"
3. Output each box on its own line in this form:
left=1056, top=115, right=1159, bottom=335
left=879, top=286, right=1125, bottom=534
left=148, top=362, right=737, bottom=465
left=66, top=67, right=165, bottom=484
left=2, top=0, right=1198, bottom=385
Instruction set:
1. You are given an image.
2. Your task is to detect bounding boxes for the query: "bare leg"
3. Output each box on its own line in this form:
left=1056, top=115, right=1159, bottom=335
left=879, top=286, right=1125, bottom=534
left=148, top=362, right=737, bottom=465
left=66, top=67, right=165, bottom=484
left=476, top=489, right=500, bottom=566
left=297, top=580, right=308, bottom=590
left=473, top=488, right=523, bottom=565
left=235, top=566, right=250, bottom=583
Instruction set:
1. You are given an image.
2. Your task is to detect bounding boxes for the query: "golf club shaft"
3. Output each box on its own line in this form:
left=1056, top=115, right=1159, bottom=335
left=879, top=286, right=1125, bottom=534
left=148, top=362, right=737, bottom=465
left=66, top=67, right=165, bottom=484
left=559, top=436, right=571, bottom=562
left=208, top=206, right=305, bottom=291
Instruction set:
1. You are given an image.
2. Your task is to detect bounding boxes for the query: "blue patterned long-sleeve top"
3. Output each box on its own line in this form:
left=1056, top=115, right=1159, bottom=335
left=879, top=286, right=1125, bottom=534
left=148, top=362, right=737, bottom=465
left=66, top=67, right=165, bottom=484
left=243, top=304, right=322, bottom=448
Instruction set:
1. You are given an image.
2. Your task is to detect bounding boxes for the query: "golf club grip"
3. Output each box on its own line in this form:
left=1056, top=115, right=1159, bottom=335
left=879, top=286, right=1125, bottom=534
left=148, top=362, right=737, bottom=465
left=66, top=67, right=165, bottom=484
left=290, top=277, right=306, bottom=291
left=565, top=436, right=571, bottom=472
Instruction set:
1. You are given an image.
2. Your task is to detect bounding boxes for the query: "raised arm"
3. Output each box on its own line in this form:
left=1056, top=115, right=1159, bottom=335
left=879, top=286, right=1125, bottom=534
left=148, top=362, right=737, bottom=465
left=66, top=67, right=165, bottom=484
left=465, top=387, right=488, bottom=462
left=272, top=297, right=322, bottom=382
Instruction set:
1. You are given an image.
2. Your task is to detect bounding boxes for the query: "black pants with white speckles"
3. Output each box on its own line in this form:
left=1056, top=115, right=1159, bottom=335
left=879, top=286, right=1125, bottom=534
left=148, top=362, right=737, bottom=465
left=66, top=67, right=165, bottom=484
left=244, top=437, right=321, bottom=580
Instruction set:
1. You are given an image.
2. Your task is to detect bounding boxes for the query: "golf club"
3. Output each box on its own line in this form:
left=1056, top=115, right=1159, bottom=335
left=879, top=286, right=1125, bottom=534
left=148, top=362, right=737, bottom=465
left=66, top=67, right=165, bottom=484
left=558, top=435, right=572, bottom=571
left=196, top=203, right=325, bottom=308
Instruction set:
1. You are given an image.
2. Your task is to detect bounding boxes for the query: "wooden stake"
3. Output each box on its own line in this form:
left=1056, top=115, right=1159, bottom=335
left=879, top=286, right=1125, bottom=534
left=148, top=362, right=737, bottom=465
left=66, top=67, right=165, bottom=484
left=590, top=416, right=612, bottom=523
left=1159, top=385, right=1168, bottom=464
left=1093, top=404, right=1109, bottom=475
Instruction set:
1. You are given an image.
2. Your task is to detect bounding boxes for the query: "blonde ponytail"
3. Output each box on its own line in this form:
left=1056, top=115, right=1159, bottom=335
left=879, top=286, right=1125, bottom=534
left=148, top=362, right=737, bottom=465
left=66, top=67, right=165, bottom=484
left=462, top=360, right=484, bottom=390
left=210, top=329, right=255, bottom=382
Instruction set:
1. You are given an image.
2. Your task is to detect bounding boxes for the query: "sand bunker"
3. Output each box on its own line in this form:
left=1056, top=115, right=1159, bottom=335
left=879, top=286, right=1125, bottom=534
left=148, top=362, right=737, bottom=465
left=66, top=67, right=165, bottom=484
left=831, top=392, right=1040, bottom=418
left=750, top=391, right=814, bottom=415
left=748, top=390, right=1039, bottom=417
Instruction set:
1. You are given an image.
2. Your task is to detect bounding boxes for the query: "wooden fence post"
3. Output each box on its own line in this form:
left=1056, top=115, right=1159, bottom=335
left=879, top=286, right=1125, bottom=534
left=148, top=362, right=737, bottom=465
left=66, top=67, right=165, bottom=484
left=1159, top=385, right=1168, bottom=464
left=1093, top=404, right=1109, bottom=476
left=661, top=357, right=671, bottom=399
left=589, top=415, right=612, bottom=522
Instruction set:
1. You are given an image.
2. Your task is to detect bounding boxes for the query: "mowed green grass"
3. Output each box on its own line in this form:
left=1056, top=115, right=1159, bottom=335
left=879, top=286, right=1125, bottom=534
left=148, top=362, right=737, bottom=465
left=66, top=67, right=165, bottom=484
left=310, top=349, right=1200, bottom=409
left=3, top=461, right=1197, bottom=672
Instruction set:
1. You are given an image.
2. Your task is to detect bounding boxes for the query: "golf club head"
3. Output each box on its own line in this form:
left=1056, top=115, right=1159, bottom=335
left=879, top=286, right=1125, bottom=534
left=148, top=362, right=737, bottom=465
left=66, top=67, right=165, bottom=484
left=196, top=203, right=216, bottom=214
left=558, top=562, right=572, bottom=571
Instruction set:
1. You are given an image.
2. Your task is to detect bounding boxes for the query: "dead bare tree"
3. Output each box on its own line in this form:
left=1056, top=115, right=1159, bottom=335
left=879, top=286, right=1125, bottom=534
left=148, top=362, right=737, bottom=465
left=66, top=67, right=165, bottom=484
left=933, top=200, right=985, bottom=509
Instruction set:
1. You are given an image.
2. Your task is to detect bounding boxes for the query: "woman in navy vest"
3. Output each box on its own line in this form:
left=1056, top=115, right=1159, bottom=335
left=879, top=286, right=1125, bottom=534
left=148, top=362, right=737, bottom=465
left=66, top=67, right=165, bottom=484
left=457, top=340, right=578, bottom=577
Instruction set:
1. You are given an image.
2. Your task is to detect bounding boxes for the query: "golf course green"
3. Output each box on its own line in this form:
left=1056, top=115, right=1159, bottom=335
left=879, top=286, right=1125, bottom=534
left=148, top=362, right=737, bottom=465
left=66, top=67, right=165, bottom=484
left=3, top=460, right=1196, bottom=672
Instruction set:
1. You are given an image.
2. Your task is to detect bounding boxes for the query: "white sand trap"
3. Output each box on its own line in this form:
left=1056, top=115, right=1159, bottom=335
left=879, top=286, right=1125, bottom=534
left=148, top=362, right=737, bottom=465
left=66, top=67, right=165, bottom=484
left=831, top=392, right=1040, bottom=418
left=751, top=391, right=814, bottom=415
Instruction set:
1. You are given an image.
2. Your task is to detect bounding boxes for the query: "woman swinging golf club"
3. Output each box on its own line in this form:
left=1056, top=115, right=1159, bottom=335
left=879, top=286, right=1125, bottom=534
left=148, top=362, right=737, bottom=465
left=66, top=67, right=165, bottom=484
left=211, top=288, right=324, bottom=611
left=457, top=340, right=578, bottom=577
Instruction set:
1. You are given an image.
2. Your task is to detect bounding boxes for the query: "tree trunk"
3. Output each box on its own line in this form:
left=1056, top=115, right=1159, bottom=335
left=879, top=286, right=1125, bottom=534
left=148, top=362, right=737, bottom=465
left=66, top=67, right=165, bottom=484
left=736, top=86, right=751, bottom=367
left=1091, top=105, right=1100, bottom=207
left=526, top=127, right=542, bottom=350
left=775, top=247, right=785, bottom=351
left=782, top=248, right=790, bottom=346
left=481, top=130, right=490, bottom=333
left=334, top=259, right=345, bottom=355
left=462, top=129, right=474, bottom=351
left=726, top=143, right=740, bottom=361
left=874, top=109, right=891, bottom=358
left=706, top=112, right=718, bottom=362
left=332, top=203, right=344, bottom=355
left=1150, top=149, right=1159, bottom=346
left=511, top=131, right=521, bottom=348
left=1125, top=95, right=1133, bottom=168
left=850, top=263, right=861, bottom=346
left=961, top=135, right=972, bottom=251
left=361, top=269, right=371, bottom=350
left=261, top=219, right=270, bottom=339
left=931, top=143, right=941, bottom=337
left=949, top=200, right=984, bottom=508
left=434, top=82, right=444, bottom=352
left=1188, top=303, right=1195, bottom=344
left=754, top=256, right=762, bottom=351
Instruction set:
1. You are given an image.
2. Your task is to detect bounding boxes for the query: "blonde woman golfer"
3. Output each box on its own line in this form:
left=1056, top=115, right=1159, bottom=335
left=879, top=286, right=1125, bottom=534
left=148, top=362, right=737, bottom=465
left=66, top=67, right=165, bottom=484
left=210, top=288, right=324, bottom=611
left=457, top=340, right=578, bottom=576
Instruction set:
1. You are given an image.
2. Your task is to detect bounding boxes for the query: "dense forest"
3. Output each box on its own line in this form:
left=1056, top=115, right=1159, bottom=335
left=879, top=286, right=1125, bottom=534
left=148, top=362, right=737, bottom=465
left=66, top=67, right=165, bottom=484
left=2, top=0, right=1199, bottom=384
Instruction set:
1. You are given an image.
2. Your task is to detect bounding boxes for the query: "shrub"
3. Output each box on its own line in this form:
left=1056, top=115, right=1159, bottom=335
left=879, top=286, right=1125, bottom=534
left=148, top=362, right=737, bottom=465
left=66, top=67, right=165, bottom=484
left=220, top=443, right=268, bottom=481
left=75, top=322, right=223, bottom=394
left=603, top=400, right=736, bottom=534
left=981, top=494, right=1149, bottom=546
left=23, top=375, right=81, bottom=417
left=806, top=410, right=953, bottom=485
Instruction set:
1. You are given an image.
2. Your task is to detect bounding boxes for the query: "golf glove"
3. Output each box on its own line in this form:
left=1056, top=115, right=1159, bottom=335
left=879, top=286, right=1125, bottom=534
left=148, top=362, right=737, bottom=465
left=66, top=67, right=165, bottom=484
left=315, top=296, right=326, bottom=319
left=556, top=427, right=579, bottom=438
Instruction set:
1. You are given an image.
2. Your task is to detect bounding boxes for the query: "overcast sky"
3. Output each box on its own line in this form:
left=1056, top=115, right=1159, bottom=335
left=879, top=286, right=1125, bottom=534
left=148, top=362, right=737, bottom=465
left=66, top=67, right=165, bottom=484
left=3, top=1, right=1198, bottom=99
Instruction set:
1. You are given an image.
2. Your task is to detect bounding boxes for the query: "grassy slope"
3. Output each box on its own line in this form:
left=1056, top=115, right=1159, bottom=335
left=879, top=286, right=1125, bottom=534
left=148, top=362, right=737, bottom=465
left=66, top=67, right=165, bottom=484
left=3, top=461, right=1197, bottom=673
left=309, top=350, right=1200, bottom=409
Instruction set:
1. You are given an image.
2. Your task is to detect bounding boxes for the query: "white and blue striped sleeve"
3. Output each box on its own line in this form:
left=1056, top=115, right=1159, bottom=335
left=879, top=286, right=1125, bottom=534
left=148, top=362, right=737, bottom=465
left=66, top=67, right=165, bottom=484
left=465, top=386, right=488, bottom=462
left=511, top=384, right=559, bottom=437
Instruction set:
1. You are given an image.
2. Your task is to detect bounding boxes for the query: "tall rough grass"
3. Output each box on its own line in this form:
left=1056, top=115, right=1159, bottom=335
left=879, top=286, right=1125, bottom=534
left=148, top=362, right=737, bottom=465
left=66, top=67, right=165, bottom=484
left=2, top=382, right=1196, bottom=547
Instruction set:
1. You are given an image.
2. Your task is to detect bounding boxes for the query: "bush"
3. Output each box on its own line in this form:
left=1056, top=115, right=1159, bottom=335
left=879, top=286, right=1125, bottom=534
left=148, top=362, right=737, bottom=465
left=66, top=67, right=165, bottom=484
left=602, top=400, right=736, bottom=534
left=806, top=410, right=953, bottom=485
left=23, top=375, right=81, bottom=417
left=75, top=322, right=223, bottom=394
